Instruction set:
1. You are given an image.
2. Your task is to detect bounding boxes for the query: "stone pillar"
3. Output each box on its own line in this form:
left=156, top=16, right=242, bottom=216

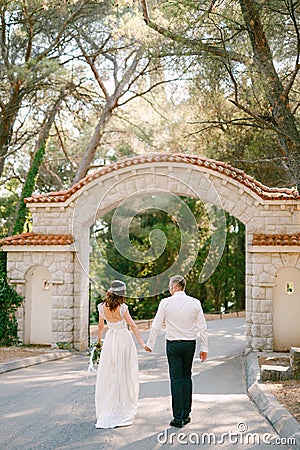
left=73, top=232, right=90, bottom=351
left=4, top=246, right=76, bottom=348
left=246, top=250, right=274, bottom=351
left=50, top=251, right=75, bottom=347
left=290, top=347, right=300, bottom=379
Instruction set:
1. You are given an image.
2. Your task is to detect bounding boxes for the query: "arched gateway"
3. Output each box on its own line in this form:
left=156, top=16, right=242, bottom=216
left=1, top=154, right=300, bottom=351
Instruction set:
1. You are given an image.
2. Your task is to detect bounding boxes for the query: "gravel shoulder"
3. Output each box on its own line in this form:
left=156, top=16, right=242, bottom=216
left=266, top=380, right=300, bottom=423
left=0, top=346, right=51, bottom=363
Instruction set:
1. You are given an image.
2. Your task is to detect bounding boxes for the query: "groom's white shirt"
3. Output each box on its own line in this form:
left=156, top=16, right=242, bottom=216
left=146, top=291, right=208, bottom=352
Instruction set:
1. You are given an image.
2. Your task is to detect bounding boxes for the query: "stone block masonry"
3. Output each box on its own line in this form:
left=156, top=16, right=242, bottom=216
left=1, top=154, right=299, bottom=351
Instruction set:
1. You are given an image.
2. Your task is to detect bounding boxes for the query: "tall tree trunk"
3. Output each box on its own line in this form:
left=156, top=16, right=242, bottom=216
left=12, top=91, right=67, bottom=235
left=0, top=84, right=23, bottom=177
left=140, top=0, right=300, bottom=191
left=72, top=49, right=143, bottom=185
left=239, top=0, right=300, bottom=190
left=72, top=102, right=114, bottom=185
left=12, top=144, right=46, bottom=235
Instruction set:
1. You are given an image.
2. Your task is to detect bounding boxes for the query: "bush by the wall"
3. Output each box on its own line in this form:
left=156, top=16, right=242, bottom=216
left=0, top=251, right=23, bottom=346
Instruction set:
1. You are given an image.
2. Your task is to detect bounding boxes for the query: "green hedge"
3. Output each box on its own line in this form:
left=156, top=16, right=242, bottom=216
left=0, top=251, right=23, bottom=346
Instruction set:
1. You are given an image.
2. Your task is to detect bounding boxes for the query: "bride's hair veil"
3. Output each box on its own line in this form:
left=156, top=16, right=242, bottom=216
left=104, top=280, right=126, bottom=311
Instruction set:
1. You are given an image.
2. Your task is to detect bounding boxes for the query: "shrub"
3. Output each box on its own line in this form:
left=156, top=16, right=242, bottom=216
left=0, top=251, right=23, bottom=346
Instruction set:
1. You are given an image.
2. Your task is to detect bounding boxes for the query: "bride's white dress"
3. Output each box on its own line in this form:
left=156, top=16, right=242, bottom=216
left=95, top=303, right=139, bottom=428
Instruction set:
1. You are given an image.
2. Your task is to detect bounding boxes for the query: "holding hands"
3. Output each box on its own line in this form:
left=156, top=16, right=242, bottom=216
left=143, top=343, right=152, bottom=352
left=199, top=351, right=208, bottom=362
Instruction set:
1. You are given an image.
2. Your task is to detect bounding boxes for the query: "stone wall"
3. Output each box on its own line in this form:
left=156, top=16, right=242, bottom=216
left=6, top=248, right=75, bottom=347
left=246, top=248, right=300, bottom=351
left=2, top=155, right=300, bottom=351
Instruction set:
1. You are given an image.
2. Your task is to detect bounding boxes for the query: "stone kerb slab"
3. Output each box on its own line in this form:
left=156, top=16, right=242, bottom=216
left=246, top=351, right=300, bottom=445
left=0, top=351, right=73, bottom=374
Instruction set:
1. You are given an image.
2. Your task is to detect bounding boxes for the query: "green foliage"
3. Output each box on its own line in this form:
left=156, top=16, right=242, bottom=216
left=90, top=293, right=103, bottom=325
left=204, top=214, right=245, bottom=313
left=182, top=211, right=245, bottom=313
left=13, top=145, right=46, bottom=235
left=1, top=0, right=299, bottom=199
left=0, top=251, right=23, bottom=346
left=187, top=67, right=292, bottom=188
left=126, top=294, right=162, bottom=320
left=0, top=187, right=20, bottom=238
left=144, top=0, right=300, bottom=189
left=89, top=198, right=245, bottom=320
left=56, top=341, right=73, bottom=350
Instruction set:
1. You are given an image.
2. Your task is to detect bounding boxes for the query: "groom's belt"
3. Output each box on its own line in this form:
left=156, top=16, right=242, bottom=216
left=167, top=339, right=196, bottom=342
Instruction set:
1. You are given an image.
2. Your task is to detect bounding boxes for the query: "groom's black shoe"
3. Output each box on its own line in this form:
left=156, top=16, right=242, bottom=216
left=170, top=419, right=183, bottom=428
left=182, top=416, right=191, bottom=425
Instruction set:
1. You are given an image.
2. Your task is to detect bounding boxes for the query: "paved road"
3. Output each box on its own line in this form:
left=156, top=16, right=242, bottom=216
left=0, top=318, right=296, bottom=449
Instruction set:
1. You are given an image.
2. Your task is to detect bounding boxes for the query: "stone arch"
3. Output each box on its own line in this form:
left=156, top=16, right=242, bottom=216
left=1, top=154, right=299, bottom=351
left=24, top=153, right=298, bottom=225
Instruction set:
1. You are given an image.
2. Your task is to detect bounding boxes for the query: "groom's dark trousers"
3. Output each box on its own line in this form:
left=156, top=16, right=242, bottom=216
left=166, top=339, right=196, bottom=423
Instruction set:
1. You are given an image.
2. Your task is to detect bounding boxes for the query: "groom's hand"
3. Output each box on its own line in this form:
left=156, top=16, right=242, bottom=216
left=199, top=351, right=208, bottom=362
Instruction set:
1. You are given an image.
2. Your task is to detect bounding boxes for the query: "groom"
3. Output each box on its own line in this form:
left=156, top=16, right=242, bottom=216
left=146, top=275, right=208, bottom=428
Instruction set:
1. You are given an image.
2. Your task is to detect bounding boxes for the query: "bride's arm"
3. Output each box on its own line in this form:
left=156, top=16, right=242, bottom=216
left=123, top=309, right=151, bottom=351
left=97, top=316, right=105, bottom=345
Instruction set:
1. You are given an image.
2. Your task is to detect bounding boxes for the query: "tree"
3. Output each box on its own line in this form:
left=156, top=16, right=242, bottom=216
left=0, top=1, right=175, bottom=236
left=0, top=251, right=23, bottom=345
left=140, top=0, right=300, bottom=191
left=0, top=1, right=96, bottom=177
left=12, top=144, right=46, bottom=235
left=71, top=41, right=146, bottom=184
left=12, top=86, right=73, bottom=234
left=206, top=214, right=245, bottom=313
left=90, top=197, right=245, bottom=318
left=71, top=5, right=176, bottom=184
left=185, top=72, right=293, bottom=187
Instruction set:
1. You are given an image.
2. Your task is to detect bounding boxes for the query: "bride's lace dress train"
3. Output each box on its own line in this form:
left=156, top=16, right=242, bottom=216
left=95, top=304, right=139, bottom=428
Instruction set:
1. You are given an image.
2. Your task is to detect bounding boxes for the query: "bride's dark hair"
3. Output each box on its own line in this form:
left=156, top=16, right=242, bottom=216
left=104, top=280, right=126, bottom=311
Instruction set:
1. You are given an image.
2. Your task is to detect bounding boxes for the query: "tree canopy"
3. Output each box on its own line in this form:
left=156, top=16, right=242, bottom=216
left=1, top=0, right=299, bottom=319
left=140, top=0, right=300, bottom=190
left=89, top=198, right=245, bottom=319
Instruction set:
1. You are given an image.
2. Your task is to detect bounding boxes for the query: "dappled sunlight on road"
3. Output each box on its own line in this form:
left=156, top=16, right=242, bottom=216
left=3, top=408, right=42, bottom=419
left=1, top=318, right=290, bottom=450
left=0, top=356, right=91, bottom=389
left=192, top=393, right=246, bottom=403
left=139, top=369, right=169, bottom=383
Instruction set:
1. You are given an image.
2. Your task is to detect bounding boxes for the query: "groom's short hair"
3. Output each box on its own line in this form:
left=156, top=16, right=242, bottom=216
left=169, top=275, right=186, bottom=291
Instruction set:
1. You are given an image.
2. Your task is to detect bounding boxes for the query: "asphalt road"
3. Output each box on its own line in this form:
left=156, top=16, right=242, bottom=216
left=0, top=318, right=296, bottom=449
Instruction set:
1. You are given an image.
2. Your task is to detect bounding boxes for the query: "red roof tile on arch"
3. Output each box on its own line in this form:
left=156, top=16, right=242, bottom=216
left=0, top=232, right=74, bottom=246
left=252, top=233, right=300, bottom=246
left=23, top=154, right=299, bottom=204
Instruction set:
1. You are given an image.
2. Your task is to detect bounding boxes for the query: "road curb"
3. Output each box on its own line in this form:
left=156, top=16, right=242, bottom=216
left=0, top=351, right=74, bottom=374
left=245, top=350, right=300, bottom=445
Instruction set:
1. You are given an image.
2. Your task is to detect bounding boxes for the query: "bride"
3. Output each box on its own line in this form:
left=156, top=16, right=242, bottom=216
left=95, top=280, right=151, bottom=429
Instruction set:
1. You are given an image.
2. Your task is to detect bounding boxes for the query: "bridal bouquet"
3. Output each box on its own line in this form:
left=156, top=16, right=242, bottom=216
left=88, top=340, right=102, bottom=364
left=86, top=340, right=103, bottom=376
